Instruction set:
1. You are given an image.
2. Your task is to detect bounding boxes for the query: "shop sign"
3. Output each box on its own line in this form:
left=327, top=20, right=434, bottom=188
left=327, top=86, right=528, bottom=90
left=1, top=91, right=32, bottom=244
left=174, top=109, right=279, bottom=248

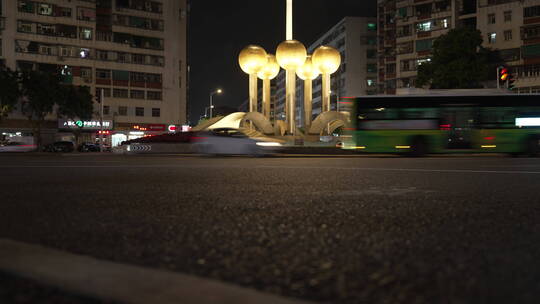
left=59, top=119, right=113, bottom=130
left=133, top=124, right=166, bottom=132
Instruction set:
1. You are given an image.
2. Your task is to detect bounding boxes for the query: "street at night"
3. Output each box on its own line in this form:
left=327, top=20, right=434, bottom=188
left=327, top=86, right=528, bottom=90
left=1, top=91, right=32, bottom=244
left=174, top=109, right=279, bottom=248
left=1, top=154, right=539, bottom=303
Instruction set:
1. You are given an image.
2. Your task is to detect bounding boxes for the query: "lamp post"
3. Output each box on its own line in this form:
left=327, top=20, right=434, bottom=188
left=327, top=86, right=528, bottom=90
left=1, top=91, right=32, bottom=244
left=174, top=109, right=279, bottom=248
left=276, top=40, right=307, bottom=135
left=239, top=45, right=268, bottom=115
left=209, top=88, right=222, bottom=119
left=297, top=55, right=320, bottom=131
left=257, top=54, right=280, bottom=119
left=312, top=45, right=341, bottom=113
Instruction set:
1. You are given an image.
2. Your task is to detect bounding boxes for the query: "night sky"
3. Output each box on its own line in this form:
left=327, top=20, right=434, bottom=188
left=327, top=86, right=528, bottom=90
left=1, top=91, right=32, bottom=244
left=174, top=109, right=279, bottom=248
left=187, top=0, right=376, bottom=124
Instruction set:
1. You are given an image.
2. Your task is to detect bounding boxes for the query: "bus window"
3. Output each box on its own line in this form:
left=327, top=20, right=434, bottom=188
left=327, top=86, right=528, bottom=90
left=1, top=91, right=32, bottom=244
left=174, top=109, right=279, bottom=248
left=441, top=107, right=476, bottom=149
left=478, top=107, right=518, bottom=129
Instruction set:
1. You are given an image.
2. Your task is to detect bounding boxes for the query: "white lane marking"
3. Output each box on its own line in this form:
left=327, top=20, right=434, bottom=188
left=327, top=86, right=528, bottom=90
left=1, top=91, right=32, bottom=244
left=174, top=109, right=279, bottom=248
left=1, top=163, right=540, bottom=175
left=0, top=238, right=312, bottom=304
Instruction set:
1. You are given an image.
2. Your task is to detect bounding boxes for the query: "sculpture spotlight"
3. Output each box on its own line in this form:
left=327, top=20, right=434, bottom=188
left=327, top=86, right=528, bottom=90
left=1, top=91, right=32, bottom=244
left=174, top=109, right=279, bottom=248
left=257, top=54, right=280, bottom=119
left=239, top=45, right=268, bottom=114
left=296, top=55, right=320, bottom=130
left=312, top=45, right=341, bottom=112
left=276, top=40, right=307, bottom=134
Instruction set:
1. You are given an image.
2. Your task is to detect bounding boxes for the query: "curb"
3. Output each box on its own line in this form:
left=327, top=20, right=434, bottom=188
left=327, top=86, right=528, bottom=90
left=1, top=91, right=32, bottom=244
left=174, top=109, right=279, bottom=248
left=0, top=239, right=313, bottom=304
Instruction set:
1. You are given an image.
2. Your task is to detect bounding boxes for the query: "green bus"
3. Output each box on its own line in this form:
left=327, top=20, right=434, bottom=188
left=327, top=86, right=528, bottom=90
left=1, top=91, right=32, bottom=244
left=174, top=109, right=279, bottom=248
left=343, top=94, right=540, bottom=156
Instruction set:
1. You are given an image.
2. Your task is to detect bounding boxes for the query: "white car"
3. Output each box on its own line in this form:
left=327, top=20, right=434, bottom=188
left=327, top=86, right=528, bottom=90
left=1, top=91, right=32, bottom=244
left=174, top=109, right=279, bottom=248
left=0, top=142, right=37, bottom=152
left=193, top=128, right=283, bottom=156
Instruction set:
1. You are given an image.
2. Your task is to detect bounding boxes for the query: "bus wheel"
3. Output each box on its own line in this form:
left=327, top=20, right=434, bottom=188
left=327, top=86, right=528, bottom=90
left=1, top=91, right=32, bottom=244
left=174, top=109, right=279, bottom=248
left=526, top=136, right=540, bottom=157
left=410, top=136, right=428, bottom=157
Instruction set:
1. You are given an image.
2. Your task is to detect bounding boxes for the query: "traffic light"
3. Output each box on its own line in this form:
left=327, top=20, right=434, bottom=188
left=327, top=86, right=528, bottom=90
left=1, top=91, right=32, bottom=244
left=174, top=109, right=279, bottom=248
left=499, top=67, right=508, bottom=88
left=507, top=71, right=516, bottom=90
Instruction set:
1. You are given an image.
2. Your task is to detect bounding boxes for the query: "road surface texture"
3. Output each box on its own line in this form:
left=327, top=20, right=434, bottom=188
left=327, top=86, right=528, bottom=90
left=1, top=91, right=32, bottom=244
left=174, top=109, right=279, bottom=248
left=1, top=154, right=539, bottom=303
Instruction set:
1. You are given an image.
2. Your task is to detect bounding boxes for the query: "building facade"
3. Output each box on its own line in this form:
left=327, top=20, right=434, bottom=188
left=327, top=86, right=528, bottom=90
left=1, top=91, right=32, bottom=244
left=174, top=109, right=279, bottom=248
left=273, top=17, right=378, bottom=127
left=0, top=0, right=187, bottom=146
left=377, top=0, right=540, bottom=94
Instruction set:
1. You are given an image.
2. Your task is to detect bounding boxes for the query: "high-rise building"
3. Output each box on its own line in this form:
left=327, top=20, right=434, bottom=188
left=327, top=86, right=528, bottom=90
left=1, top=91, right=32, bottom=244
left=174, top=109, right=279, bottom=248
left=0, top=0, right=187, bottom=146
left=274, top=17, right=378, bottom=127
left=377, top=0, right=540, bottom=94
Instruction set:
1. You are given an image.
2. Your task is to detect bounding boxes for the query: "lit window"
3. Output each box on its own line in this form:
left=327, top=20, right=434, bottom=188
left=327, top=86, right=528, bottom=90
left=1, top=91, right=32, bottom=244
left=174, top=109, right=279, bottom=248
left=417, top=21, right=432, bottom=32
left=442, top=18, right=449, bottom=28
left=38, top=3, right=53, bottom=16
left=80, top=28, right=93, bottom=40
left=79, top=48, right=90, bottom=58
left=416, top=58, right=431, bottom=66
left=488, top=32, right=497, bottom=43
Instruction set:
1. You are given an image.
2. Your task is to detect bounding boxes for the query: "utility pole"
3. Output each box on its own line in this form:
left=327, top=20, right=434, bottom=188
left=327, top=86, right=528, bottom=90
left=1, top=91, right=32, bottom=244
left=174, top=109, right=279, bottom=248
left=99, top=88, right=104, bottom=152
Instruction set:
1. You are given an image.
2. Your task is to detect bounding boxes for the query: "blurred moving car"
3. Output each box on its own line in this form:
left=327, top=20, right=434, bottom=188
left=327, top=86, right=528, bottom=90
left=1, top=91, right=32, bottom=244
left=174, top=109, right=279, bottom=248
left=193, top=128, right=283, bottom=156
left=0, top=142, right=37, bottom=152
left=77, top=142, right=100, bottom=152
left=43, top=141, right=75, bottom=153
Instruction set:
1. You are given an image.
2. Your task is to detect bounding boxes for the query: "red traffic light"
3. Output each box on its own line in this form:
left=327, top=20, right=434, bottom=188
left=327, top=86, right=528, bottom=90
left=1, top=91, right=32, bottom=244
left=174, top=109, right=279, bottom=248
left=500, top=68, right=509, bottom=81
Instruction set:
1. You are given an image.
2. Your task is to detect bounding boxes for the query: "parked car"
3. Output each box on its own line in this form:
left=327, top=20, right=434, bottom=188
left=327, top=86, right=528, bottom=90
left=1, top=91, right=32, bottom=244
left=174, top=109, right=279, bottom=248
left=77, top=142, right=100, bottom=152
left=193, top=128, right=284, bottom=156
left=43, top=141, right=75, bottom=153
left=0, top=142, right=37, bottom=152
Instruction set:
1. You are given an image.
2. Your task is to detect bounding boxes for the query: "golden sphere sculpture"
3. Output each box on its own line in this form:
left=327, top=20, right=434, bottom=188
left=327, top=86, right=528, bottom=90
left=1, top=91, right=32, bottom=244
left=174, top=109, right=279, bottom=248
left=312, top=45, right=341, bottom=74
left=276, top=40, right=307, bottom=70
left=296, top=55, right=320, bottom=80
left=257, top=54, right=280, bottom=80
left=238, top=45, right=268, bottom=74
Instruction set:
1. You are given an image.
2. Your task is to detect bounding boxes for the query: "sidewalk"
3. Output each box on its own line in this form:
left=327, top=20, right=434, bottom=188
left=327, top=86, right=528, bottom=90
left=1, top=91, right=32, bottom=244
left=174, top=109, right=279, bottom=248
left=0, top=239, right=313, bottom=304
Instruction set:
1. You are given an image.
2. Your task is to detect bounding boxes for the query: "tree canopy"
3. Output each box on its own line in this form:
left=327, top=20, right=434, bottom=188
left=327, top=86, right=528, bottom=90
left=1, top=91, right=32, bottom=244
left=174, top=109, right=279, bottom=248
left=0, top=67, right=21, bottom=123
left=18, top=70, right=94, bottom=148
left=416, top=28, right=502, bottom=89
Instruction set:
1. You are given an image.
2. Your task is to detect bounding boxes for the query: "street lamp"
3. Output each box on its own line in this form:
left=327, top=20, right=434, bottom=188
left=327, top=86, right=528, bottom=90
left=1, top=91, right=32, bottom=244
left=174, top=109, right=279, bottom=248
left=312, top=45, right=341, bottom=113
left=257, top=54, right=280, bottom=119
left=239, top=45, right=268, bottom=114
left=297, top=55, right=320, bottom=130
left=209, top=89, right=222, bottom=119
left=276, top=40, right=307, bottom=135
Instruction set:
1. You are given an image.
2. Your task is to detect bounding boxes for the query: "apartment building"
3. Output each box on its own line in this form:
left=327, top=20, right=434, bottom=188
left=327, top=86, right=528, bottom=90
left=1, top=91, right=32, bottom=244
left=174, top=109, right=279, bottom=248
left=377, top=0, right=540, bottom=94
left=0, top=0, right=187, bottom=146
left=274, top=17, right=378, bottom=127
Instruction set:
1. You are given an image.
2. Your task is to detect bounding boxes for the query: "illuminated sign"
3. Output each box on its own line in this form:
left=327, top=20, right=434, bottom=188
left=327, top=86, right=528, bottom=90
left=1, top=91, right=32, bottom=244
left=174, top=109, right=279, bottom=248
left=516, top=117, right=540, bottom=127
left=168, top=125, right=177, bottom=132
left=59, top=119, right=113, bottom=130
left=133, top=124, right=166, bottom=132
left=182, top=125, right=191, bottom=132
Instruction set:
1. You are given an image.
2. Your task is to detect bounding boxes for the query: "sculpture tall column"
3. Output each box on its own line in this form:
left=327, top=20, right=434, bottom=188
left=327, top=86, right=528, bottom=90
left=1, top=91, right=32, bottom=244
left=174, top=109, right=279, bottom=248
left=238, top=45, right=268, bottom=119
left=276, top=40, right=306, bottom=135
left=313, top=45, right=341, bottom=113
left=297, top=55, right=320, bottom=130
left=257, top=54, right=280, bottom=119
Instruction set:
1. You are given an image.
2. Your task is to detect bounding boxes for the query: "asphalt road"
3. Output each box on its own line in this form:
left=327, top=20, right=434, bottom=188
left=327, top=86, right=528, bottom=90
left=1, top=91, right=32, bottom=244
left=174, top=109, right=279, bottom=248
left=1, top=154, right=540, bottom=303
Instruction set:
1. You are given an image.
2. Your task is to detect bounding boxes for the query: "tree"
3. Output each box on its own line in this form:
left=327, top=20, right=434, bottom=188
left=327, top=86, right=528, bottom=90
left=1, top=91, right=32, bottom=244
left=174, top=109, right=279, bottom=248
left=416, top=28, right=502, bottom=89
left=20, top=70, right=64, bottom=149
left=57, top=85, right=94, bottom=146
left=0, top=67, right=21, bottom=123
